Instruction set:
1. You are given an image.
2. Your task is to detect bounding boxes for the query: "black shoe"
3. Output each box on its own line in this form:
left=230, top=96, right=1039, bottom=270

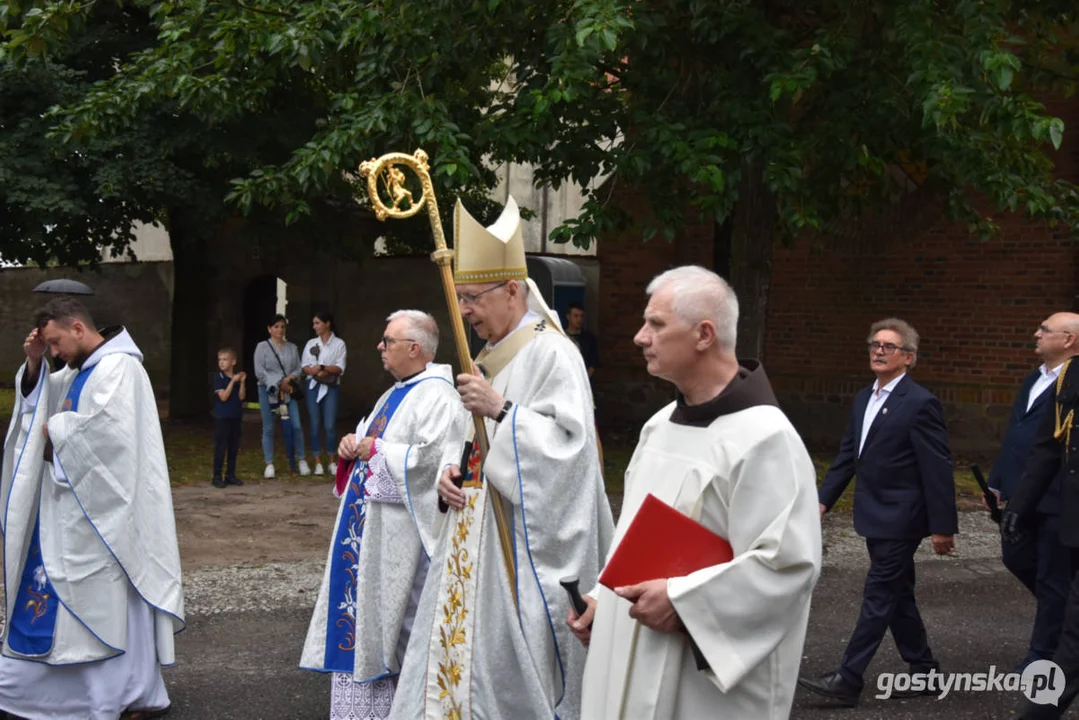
left=887, top=663, right=941, bottom=699
left=890, top=684, right=937, bottom=700
left=225, top=476, right=244, bottom=487
left=798, top=670, right=861, bottom=707
left=1013, top=653, right=1045, bottom=674
left=212, top=476, right=227, bottom=488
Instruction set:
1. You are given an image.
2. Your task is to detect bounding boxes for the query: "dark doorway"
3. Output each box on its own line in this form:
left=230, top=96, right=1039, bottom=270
left=242, top=275, right=286, bottom=401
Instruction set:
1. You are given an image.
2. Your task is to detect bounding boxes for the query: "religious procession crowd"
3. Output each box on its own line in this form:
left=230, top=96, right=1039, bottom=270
left=2, top=195, right=1079, bottom=720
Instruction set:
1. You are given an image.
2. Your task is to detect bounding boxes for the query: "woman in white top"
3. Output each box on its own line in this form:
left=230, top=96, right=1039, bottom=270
left=301, top=311, right=347, bottom=476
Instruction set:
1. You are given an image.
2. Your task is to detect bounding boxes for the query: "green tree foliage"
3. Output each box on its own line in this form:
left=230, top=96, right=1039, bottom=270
left=2, top=0, right=1077, bottom=354
left=0, top=3, right=160, bottom=266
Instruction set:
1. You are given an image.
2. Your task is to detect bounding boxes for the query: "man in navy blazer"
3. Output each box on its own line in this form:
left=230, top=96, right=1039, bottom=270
left=988, top=315, right=1076, bottom=671
left=799, top=318, right=957, bottom=707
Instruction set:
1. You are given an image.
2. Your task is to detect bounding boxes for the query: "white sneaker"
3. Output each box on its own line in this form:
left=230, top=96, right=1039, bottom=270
left=264, top=464, right=275, bottom=479
left=329, top=461, right=337, bottom=475
left=314, top=462, right=325, bottom=476
left=298, top=460, right=311, bottom=476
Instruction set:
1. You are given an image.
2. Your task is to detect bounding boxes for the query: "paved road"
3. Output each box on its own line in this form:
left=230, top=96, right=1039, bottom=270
left=157, top=550, right=1064, bottom=719
left=793, top=558, right=1052, bottom=718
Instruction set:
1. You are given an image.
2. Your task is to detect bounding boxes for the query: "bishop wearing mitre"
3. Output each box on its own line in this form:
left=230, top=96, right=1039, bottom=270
left=390, top=197, right=614, bottom=719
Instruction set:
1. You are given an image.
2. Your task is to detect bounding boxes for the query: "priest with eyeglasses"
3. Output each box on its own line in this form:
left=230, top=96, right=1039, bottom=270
left=300, top=310, right=468, bottom=720
left=390, top=197, right=614, bottom=720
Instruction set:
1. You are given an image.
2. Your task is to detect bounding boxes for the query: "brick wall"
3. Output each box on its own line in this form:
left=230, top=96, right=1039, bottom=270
left=595, top=99, right=1079, bottom=461
left=767, top=98, right=1079, bottom=460
left=594, top=191, right=714, bottom=434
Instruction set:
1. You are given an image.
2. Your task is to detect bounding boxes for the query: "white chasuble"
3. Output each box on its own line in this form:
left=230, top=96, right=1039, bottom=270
left=0, top=328, right=184, bottom=719
left=392, top=320, right=615, bottom=720
left=581, top=375, right=822, bottom=720
left=301, top=364, right=468, bottom=690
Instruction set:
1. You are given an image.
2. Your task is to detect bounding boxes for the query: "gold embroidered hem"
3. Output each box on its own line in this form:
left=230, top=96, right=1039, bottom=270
left=452, top=267, right=528, bottom=284
left=427, top=485, right=485, bottom=719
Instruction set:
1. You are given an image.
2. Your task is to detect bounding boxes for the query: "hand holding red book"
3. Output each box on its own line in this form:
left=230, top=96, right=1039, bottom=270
left=599, top=493, right=734, bottom=590
left=598, top=493, right=734, bottom=672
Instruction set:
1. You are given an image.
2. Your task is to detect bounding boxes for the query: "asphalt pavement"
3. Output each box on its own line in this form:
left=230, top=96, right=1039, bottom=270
left=157, top=550, right=1061, bottom=719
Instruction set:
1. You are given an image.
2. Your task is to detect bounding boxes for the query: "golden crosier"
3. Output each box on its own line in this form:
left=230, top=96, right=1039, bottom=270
left=359, top=149, right=433, bottom=221
left=358, top=149, right=518, bottom=615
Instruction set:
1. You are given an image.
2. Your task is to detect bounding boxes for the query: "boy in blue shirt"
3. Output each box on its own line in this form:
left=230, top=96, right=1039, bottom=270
left=212, top=347, right=246, bottom=488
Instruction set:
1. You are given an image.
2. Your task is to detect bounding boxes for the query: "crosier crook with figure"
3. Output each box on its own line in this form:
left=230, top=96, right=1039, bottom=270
left=359, top=150, right=611, bottom=719
left=359, top=149, right=517, bottom=595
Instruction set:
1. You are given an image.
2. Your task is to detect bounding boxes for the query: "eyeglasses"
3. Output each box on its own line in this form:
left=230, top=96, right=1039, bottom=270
left=456, top=281, right=508, bottom=306
left=867, top=341, right=910, bottom=355
left=381, top=336, right=417, bottom=347
left=1038, top=324, right=1074, bottom=335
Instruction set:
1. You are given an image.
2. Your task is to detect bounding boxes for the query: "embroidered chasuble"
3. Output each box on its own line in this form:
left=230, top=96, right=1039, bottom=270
left=325, top=381, right=414, bottom=673
left=8, top=364, right=96, bottom=656
left=391, top=318, right=615, bottom=720
left=301, top=364, right=468, bottom=719
left=0, top=328, right=184, bottom=720
left=580, top=362, right=822, bottom=720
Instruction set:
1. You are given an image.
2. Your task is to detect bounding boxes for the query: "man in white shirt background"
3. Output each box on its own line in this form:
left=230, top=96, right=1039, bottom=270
left=988, top=313, right=1079, bottom=671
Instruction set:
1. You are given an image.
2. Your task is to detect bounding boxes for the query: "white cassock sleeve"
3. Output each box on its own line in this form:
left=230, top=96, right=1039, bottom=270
left=666, top=426, right=821, bottom=692
left=1, top=362, right=54, bottom=538
left=380, top=383, right=469, bottom=555
left=481, top=339, right=593, bottom=506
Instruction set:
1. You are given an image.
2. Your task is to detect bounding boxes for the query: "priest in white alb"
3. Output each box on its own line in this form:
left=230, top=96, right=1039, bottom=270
left=391, top=197, right=614, bottom=719
left=570, top=266, right=822, bottom=719
left=0, top=297, right=185, bottom=720
left=301, top=310, right=468, bottom=719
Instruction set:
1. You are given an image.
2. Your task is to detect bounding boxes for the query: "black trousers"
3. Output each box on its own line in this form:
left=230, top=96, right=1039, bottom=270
left=1019, top=548, right=1079, bottom=718
left=1002, top=512, right=1071, bottom=661
left=839, top=537, right=936, bottom=688
left=213, top=417, right=242, bottom=480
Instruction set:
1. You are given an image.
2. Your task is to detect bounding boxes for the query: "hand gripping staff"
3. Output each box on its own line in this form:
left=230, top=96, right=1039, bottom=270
left=358, top=149, right=518, bottom=609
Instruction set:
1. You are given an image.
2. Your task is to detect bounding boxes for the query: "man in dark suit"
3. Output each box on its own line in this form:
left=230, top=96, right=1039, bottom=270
left=798, top=318, right=958, bottom=707
left=1003, top=314, right=1079, bottom=719
left=989, top=315, right=1076, bottom=671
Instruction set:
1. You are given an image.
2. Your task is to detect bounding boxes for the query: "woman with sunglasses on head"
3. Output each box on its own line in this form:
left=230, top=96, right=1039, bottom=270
left=302, top=311, right=348, bottom=477
left=254, top=314, right=311, bottom=478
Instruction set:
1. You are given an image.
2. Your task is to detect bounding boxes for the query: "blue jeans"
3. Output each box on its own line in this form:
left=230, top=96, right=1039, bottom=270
left=258, top=384, right=305, bottom=467
left=307, top=384, right=340, bottom=459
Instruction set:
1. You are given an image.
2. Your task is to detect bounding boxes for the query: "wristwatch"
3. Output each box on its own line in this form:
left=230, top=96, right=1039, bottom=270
left=495, top=400, right=513, bottom=423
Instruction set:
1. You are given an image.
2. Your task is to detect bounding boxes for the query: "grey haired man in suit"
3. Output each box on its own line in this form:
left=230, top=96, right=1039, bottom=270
left=798, top=318, right=958, bottom=707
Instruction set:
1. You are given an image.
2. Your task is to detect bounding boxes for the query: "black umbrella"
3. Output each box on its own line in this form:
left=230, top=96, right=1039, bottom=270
left=31, top=279, right=95, bottom=295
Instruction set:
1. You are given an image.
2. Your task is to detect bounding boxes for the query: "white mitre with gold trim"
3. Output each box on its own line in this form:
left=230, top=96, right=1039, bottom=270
left=453, top=196, right=528, bottom=284
left=453, top=196, right=564, bottom=335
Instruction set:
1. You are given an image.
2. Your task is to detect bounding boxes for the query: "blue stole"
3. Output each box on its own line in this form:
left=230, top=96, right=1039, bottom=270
left=323, top=381, right=417, bottom=674
left=8, top=364, right=97, bottom=656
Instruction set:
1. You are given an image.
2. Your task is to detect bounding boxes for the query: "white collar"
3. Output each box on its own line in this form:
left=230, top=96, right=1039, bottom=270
left=83, top=327, right=143, bottom=369
left=488, top=311, right=542, bottom=349
left=393, top=362, right=453, bottom=388
left=1041, top=362, right=1066, bottom=379
left=871, top=372, right=906, bottom=395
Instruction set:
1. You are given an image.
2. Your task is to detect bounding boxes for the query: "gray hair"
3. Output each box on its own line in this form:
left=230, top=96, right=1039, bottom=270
left=386, top=309, right=439, bottom=357
left=645, top=266, right=739, bottom=351
left=868, top=317, right=919, bottom=366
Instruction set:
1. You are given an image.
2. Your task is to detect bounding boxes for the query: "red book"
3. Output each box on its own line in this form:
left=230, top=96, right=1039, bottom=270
left=599, top=493, right=734, bottom=590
